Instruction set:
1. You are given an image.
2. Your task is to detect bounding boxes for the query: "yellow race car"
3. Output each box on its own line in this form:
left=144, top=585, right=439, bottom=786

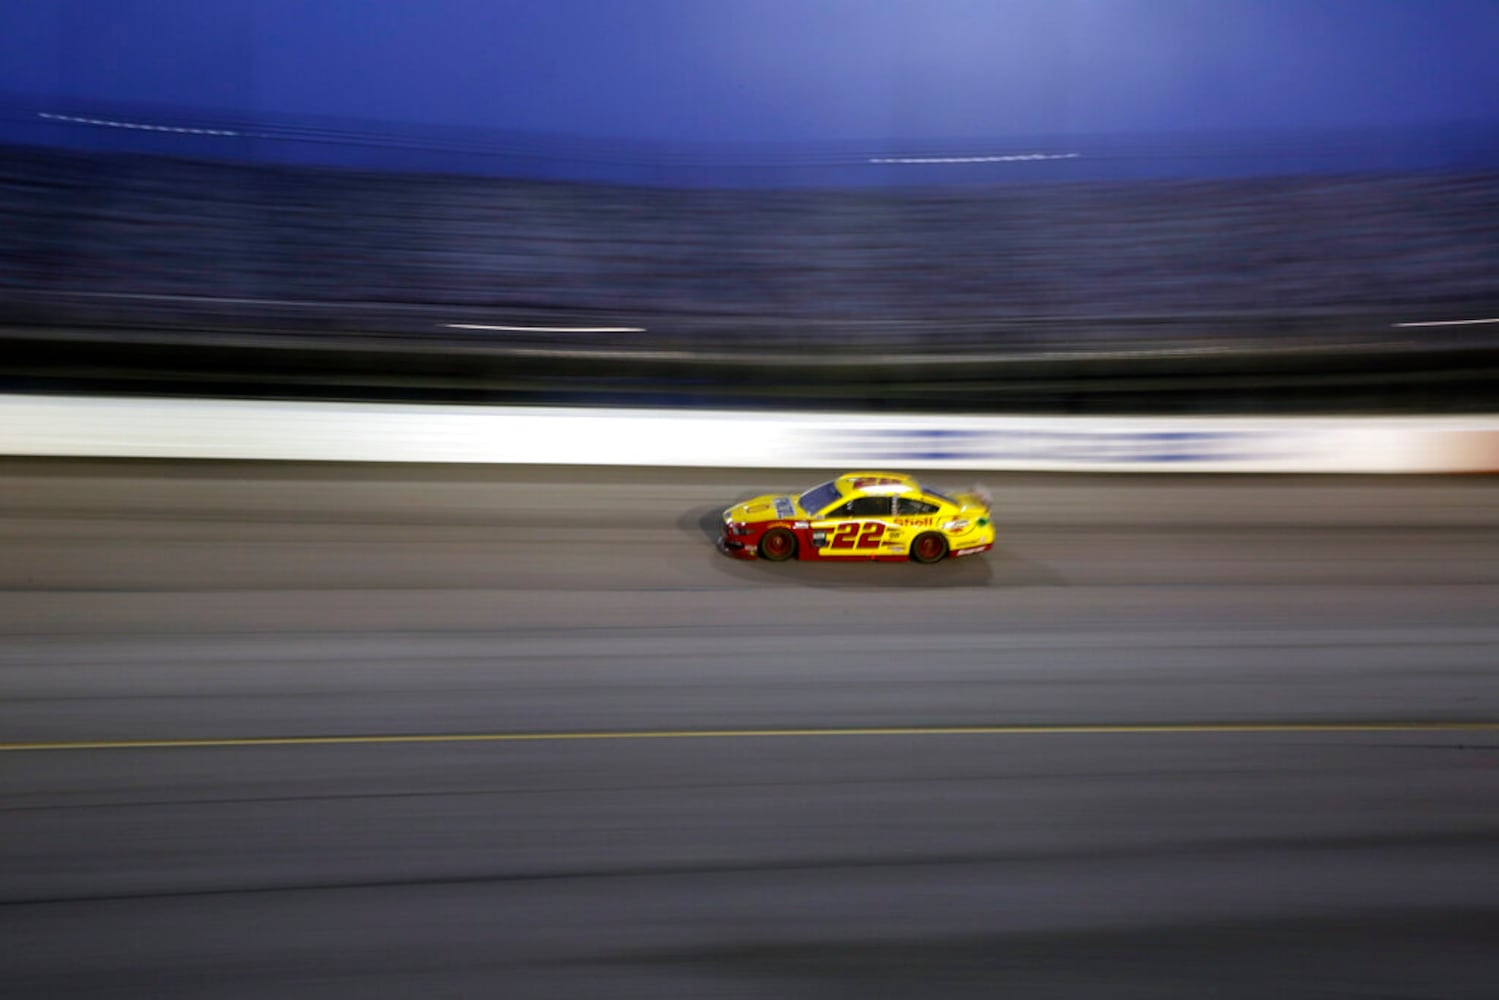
left=719, top=471, right=995, bottom=563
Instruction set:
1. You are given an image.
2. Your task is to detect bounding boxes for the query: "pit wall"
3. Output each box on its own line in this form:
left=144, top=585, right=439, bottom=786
left=3, top=394, right=1496, bottom=473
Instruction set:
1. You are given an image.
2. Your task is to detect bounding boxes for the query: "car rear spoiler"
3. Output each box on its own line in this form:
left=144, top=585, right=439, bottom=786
left=954, top=482, right=993, bottom=510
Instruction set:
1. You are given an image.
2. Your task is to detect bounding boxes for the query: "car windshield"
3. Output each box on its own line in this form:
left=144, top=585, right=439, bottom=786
left=922, top=486, right=959, bottom=506
left=797, top=481, right=843, bottom=514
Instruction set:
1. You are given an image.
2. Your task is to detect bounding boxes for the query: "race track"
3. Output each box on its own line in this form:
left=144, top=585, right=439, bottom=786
left=3, top=460, right=1498, bottom=997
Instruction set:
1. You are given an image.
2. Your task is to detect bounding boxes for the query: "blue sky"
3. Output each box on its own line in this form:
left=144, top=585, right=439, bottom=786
left=2, top=1, right=1497, bottom=182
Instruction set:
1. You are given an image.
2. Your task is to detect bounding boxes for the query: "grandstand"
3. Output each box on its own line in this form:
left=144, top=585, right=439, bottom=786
left=0, top=137, right=1495, bottom=412
left=1, top=143, right=1496, bottom=334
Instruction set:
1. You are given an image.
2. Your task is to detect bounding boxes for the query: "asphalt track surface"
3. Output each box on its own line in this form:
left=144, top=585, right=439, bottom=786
left=3, top=460, right=1498, bottom=998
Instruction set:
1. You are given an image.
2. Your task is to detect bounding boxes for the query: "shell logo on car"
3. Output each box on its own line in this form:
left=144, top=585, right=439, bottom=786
left=718, top=471, right=995, bottom=564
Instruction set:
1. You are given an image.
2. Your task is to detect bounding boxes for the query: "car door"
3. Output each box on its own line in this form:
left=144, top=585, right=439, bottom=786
left=812, top=495, right=895, bottom=557
left=892, top=495, right=945, bottom=556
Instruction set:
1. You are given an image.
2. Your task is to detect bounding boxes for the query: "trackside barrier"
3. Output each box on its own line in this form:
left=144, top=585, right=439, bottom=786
left=1, top=394, right=1496, bottom=473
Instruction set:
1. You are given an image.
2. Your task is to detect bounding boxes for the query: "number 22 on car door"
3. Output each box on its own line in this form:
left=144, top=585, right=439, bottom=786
left=815, top=497, right=892, bottom=556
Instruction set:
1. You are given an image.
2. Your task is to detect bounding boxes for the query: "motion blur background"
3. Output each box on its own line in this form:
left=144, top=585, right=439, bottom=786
left=2, top=2, right=1498, bottom=997
left=3, top=0, right=1498, bottom=409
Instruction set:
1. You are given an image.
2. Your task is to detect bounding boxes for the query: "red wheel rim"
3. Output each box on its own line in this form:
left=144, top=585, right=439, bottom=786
left=764, top=532, right=792, bottom=557
left=915, top=536, right=943, bottom=560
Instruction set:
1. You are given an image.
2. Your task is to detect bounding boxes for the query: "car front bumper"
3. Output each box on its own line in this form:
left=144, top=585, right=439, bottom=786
left=717, top=534, right=759, bottom=559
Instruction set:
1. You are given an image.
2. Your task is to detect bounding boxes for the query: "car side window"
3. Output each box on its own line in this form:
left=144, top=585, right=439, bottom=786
left=896, top=498, right=940, bottom=515
left=830, top=496, right=893, bottom=517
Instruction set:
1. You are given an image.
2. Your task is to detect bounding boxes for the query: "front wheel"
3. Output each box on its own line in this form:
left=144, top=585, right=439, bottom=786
left=758, top=527, right=798, bottom=562
left=909, top=532, right=948, bottom=564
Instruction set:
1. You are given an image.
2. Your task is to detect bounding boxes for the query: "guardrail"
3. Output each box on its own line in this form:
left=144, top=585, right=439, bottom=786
left=3, top=394, right=1496, bottom=473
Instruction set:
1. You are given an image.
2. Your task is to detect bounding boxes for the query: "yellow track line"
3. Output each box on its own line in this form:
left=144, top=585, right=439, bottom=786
left=3, top=721, right=1498, bottom=753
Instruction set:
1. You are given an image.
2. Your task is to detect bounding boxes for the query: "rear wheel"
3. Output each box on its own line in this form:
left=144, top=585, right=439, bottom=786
left=758, top=527, right=798, bottom=562
left=910, top=532, right=948, bottom=564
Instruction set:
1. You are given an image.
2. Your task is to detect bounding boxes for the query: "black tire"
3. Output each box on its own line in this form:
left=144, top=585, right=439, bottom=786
left=758, top=527, right=798, bottom=562
left=910, top=532, right=948, bottom=564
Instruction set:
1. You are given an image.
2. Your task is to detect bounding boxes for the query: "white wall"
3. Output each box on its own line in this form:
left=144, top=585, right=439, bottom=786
left=3, top=394, right=1497, bottom=473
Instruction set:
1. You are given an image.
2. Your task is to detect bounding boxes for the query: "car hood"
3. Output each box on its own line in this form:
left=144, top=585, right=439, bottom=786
left=725, top=494, right=801, bottom=524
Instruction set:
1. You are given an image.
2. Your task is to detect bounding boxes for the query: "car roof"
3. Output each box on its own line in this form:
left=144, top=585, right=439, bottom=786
left=836, top=471, right=922, bottom=496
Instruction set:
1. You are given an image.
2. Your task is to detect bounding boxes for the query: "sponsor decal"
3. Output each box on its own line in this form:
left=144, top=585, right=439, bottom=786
left=838, top=428, right=1279, bottom=464
left=773, top=497, right=795, bottom=518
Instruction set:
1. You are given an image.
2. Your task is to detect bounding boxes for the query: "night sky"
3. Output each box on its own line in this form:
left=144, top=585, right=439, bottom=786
left=3, top=0, right=1496, bottom=144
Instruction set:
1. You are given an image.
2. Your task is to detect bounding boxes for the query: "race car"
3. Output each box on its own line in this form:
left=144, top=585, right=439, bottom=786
left=719, top=471, right=995, bottom=563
